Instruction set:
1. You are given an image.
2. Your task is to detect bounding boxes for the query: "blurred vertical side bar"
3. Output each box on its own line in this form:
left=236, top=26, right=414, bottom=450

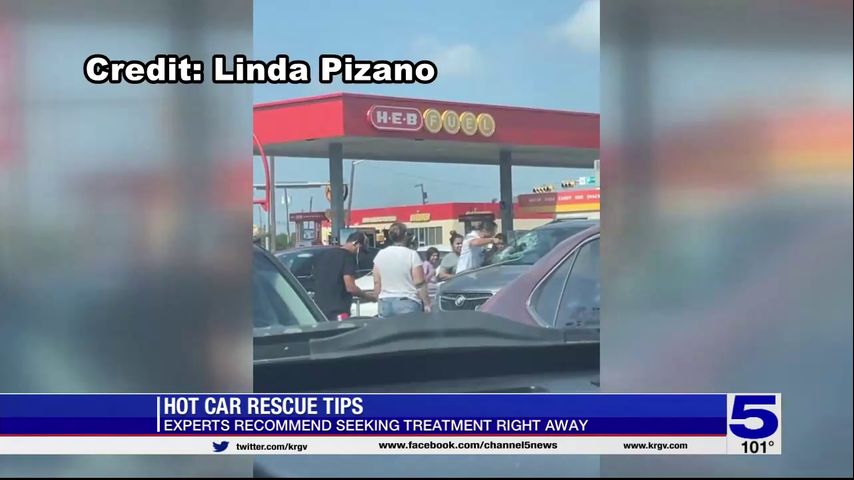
left=601, top=0, right=852, bottom=476
left=0, top=0, right=252, bottom=476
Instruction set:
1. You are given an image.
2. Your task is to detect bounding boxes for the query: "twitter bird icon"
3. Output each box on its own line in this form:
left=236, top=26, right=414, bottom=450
left=212, top=441, right=229, bottom=453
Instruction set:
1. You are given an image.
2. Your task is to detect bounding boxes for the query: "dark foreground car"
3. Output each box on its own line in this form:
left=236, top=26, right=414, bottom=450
left=253, top=311, right=599, bottom=476
left=437, top=219, right=598, bottom=311
left=252, top=243, right=600, bottom=477
left=480, top=224, right=599, bottom=329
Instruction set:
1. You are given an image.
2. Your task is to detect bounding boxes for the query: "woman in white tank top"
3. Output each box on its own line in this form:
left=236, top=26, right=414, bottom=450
left=372, top=223, right=432, bottom=317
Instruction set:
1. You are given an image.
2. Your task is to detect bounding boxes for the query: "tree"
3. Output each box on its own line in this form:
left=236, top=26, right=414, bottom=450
left=275, top=233, right=291, bottom=250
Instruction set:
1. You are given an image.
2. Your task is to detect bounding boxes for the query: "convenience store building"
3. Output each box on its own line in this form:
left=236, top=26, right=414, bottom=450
left=293, top=187, right=600, bottom=247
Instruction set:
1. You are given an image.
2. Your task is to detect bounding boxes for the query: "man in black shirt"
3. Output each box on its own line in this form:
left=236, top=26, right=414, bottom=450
left=312, top=231, right=375, bottom=320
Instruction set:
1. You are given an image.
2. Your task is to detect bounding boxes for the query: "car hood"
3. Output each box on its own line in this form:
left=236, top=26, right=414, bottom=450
left=255, top=312, right=599, bottom=364
left=439, top=264, right=530, bottom=294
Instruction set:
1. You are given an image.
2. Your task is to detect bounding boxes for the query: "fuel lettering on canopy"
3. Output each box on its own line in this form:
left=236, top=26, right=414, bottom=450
left=367, top=105, right=497, bottom=137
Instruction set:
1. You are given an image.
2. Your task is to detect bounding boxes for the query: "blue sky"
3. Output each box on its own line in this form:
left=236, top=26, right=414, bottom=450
left=253, top=0, right=599, bottom=227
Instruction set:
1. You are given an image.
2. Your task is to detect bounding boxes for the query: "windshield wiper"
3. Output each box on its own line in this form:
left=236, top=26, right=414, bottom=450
left=254, top=312, right=599, bottom=365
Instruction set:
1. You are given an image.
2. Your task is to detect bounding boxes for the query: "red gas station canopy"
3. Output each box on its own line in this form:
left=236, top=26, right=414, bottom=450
left=253, top=92, right=599, bottom=168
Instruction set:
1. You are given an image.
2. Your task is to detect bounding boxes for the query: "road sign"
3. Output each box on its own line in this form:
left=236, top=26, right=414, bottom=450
left=324, top=184, right=349, bottom=203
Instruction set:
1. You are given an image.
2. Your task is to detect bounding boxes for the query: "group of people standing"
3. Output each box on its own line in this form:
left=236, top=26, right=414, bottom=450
left=312, top=220, right=504, bottom=320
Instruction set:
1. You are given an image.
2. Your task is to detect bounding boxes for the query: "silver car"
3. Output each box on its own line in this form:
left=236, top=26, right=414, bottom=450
left=437, top=220, right=599, bottom=311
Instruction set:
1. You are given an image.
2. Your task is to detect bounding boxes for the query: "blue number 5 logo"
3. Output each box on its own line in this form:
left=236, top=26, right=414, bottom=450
left=729, top=395, right=779, bottom=439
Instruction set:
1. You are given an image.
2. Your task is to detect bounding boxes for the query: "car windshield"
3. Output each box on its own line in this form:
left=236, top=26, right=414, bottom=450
left=487, top=224, right=591, bottom=266
left=253, top=251, right=320, bottom=328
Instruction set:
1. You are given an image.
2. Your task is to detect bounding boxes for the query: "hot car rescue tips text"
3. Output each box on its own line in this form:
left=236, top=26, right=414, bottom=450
left=83, top=54, right=438, bottom=84
left=158, top=396, right=590, bottom=434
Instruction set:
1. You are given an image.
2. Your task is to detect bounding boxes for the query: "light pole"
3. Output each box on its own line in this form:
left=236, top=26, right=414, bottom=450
left=415, top=183, right=427, bottom=205
left=347, top=160, right=364, bottom=227
left=282, top=189, right=291, bottom=243
left=268, top=156, right=276, bottom=252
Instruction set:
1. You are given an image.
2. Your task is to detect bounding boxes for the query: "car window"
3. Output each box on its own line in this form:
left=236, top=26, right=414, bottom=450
left=279, top=252, right=316, bottom=277
left=355, top=248, right=375, bottom=274
left=530, top=251, right=577, bottom=326
left=253, top=251, right=320, bottom=328
left=488, top=225, right=589, bottom=266
left=556, top=238, right=600, bottom=328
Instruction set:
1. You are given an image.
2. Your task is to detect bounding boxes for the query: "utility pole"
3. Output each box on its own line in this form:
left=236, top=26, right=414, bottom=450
left=267, top=156, right=277, bottom=252
left=415, top=183, right=427, bottom=205
left=282, top=187, right=291, bottom=242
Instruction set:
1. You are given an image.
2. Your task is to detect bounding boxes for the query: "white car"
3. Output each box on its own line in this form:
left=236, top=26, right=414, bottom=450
left=351, top=273, right=378, bottom=317
left=349, top=245, right=448, bottom=318
left=350, top=271, right=441, bottom=318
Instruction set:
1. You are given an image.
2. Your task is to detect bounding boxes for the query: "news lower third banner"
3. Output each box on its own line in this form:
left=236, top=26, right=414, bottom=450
left=0, top=394, right=781, bottom=455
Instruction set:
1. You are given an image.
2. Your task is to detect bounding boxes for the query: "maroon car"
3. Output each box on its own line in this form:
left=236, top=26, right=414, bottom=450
left=479, top=225, right=600, bottom=329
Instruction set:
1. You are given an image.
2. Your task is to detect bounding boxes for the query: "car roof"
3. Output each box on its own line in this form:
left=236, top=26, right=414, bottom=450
left=535, top=219, right=599, bottom=230
left=275, top=246, right=335, bottom=256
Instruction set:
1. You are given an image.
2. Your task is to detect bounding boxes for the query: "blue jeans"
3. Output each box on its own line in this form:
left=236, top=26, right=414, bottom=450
left=378, top=297, right=422, bottom=318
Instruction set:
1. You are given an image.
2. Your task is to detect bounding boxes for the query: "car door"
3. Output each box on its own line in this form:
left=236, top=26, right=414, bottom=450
left=528, top=235, right=600, bottom=329
left=285, top=252, right=318, bottom=293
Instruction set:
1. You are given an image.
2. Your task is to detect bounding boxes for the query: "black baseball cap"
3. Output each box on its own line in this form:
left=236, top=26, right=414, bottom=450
left=346, top=231, right=366, bottom=245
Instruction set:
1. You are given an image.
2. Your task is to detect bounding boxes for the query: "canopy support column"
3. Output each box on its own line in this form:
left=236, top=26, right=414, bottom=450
left=328, top=143, right=345, bottom=243
left=499, top=150, right=514, bottom=234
